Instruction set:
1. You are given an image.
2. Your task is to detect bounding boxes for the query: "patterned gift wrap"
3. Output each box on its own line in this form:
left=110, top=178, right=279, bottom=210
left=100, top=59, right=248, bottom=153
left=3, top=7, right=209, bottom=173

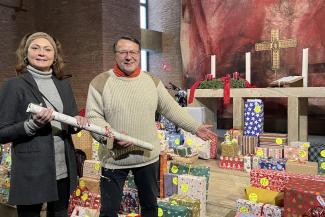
left=160, top=153, right=168, bottom=198
left=72, top=130, right=93, bottom=160
left=221, top=140, right=239, bottom=157
left=262, top=204, right=283, bottom=217
left=119, top=188, right=140, bottom=215
left=255, top=146, right=268, bottom=158
left=308, top=143, right=325, bottom=162
left=182, top=130, right=212, bottom=159
left=284, top=145, right=308, bottom=162
left=219, top=156, right=244, bottom=171
left=258, top=133, right=288, bottom=146
left=244, top=99, right=264, bottom=136
left=70, top=206, right=100, bottom=217
left=165, top=133, right=184, bottom=149
left=209, top=135, right=217, bottom=159
left=169, top=194, right=200, bottom=217
left=91, top=139, right=100, bottom=161
left=82, top=160, right=101, bottom=179
left=235, top=198, right=263, bottom=216
left=158, top=201, right=191, bottom=217
left=159, top=115, right=177, bottom=132
left=79, top=177, right=100, bottom=194
left=252, top=156, right=260, bottom=169
left=244, top=155, right=252, bottom=172
left=68, top=187, right=100, bottom=216
left=169, top=162, right=210, bottom=191
left=126, top=172, right=136, bottom=189
left=266, top=145, right=284, bottom=159
left=285, top=160, right=318, bottom=175
left=0, top=143, right=11, bottom=203
left=237, top=135, right=258, bottom=155
left=250, top=169, right=290, bottom=192
left=258, top=157, right=286, bottom=171
left=177, top=174, right=206, bottom=217
left=284, top=177, right=325, bottom=216
left=174, top=146, right=192, bottom=157
left=318, top=157, right=325, bottom=175
left=227, top=129, right=243, bottom=139
left=164, top=173, right=178, bottom=198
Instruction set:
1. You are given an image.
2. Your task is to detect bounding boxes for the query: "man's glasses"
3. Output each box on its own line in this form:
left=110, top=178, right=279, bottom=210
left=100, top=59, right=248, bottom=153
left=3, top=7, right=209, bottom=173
left=115, top=50, right=140, bottom=57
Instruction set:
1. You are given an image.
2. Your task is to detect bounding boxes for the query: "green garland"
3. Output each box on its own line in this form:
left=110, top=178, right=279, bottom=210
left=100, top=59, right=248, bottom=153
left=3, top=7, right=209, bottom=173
left=198, top=79, right=246, bottom=89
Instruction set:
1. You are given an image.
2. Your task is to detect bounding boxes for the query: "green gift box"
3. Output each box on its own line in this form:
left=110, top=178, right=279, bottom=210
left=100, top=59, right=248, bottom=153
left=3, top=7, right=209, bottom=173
left=174, top=146, right=192, bottom=157
left=169, top=194, right=200, bottom=217
left=158, top=201, right=191, bottom=217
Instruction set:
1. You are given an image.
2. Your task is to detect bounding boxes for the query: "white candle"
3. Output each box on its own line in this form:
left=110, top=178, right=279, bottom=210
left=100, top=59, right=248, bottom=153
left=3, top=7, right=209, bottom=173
left=210, top=55, right=216, bottom=78
left=245, top=52, right=251, bottom=83
left=302, top=48, right=309, bottom=87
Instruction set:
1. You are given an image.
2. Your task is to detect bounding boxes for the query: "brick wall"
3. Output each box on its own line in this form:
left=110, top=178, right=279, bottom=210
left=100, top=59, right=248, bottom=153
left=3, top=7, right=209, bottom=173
left=147, top=0, right=183, bottom=89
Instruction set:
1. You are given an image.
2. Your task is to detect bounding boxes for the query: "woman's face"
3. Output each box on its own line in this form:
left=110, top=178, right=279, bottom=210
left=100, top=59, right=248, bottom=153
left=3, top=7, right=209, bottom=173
left=27, top=37, right=55, bottom=72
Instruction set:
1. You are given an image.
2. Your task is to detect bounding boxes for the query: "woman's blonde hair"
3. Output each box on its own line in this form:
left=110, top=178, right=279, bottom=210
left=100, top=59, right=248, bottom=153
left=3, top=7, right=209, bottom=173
left=15, top=32, right=65, bottom=79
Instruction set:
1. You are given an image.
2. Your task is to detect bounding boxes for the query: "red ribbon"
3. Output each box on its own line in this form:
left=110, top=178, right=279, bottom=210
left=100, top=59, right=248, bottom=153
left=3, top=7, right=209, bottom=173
left=188, top=80, right=203, bottom=104
left=79, top=108, right=86, bottom=117
left=220, top=75, right=231, bottom=105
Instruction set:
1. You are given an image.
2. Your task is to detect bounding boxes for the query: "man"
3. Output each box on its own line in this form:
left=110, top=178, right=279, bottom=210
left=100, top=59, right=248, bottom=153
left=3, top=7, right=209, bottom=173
left=86, top=36, right=217, bottom=217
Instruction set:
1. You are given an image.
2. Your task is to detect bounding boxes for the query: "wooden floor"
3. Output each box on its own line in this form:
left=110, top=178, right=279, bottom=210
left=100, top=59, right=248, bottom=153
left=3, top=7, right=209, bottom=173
left=195, top=159, right=250, bottom=217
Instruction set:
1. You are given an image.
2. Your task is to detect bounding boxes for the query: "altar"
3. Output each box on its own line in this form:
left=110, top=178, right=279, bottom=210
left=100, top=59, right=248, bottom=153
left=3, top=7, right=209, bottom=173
left=189, top=87, right=325, bottom=142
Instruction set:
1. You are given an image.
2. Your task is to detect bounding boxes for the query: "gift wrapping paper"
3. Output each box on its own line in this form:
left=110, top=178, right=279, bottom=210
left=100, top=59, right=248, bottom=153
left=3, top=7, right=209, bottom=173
left=174, top=146, right=192, bottom=157
left=177, top=174, right=206, bottom=217
left=165, top=133, right=184, bottom=149
left=235, top=198, right=263, bottom=216
left=319, top=157, right=325, bottom=174
left=209, top=135, right=217, bottom=159
left=126, top=173, right=136, bottom=189
left=284, top=145, right=308, bottom=162
left=169, top=194, right=200, bottom=217
left=258, top=157, right=286, bottom=171
left=266, top=146, right=284, bottom=159
left=262, top=204, right=283, bottom=217
left=219, top=156, right=244, bottom=171
left=68, top=187, right=100, bottom=216
left=255, top=146, right=268, bottom=158
left=158, top=201, right=191, bottom=217
left=160, top=153, right=168, bottom=198
left=238, top=136, right=258, bottom=155
left=164, top=173, right=178, bottom=198
left=83, top=160, right=101, bottom=179
left=244, top=155, right=252, bottom=172
left=226, top=129, right=243, bottom=140
left=221, top=140, right=239, bottom=157
left=182, top=130, right=213, bottom=159
left=245, top=186, right=283, bottom=206
left=308, top=143, right=325, bottom=162
left=285, top=160, right=318, bottom=175
left=244, top=99, right=264, bottom=136
left=119, top=187, right=140, bottom=214
left=250, top=169, right=290, bottom=192
left=284, top=177, right=325, bottom=216
left=70, top=206, right=100, bottom=217
left=169, top=162, right=210, bottom=191
left=159, top=115, right=177, bottom=132
left=126, top=213, right=141, bottom=217
left=79, top=177, right=100, bottom=194
left=91, top=139, right=99, bottom=161
left=258, top=133, right=288, bottom=146
left=252, top=156, right=260, bottom=169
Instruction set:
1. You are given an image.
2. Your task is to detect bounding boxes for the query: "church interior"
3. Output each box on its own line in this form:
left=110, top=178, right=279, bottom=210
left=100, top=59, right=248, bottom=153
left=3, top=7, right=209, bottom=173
left=1, top=0, right=325, bottom=216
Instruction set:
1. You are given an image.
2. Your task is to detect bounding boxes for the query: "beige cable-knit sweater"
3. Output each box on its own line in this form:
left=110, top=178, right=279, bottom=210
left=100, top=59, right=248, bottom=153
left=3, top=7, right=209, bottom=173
left=86, top=69, right=200, bottom=169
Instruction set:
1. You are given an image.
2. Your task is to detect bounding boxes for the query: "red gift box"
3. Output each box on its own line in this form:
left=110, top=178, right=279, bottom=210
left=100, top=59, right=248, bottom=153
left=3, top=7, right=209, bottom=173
left=68, top=187, right=101, bottom=216
left=219, top=156, right=244, bottom=171
left=284, top=178, right=325, bottom=216
left=250, top=169, right=290, bottom=192
left=210, top=136, right=217, bottom=159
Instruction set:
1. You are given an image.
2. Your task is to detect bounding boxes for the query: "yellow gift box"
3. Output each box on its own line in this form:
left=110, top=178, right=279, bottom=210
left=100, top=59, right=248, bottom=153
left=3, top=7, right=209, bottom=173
left=245, top=186, right=283, bottom=206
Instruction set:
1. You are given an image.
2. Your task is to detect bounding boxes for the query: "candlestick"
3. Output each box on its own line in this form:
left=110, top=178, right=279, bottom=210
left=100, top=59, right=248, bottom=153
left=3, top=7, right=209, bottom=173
left=211, top=55, right=216, bottom=78
left=302, top=48, right=309, bottom=87
left=245, top=52, right=251, bottom=83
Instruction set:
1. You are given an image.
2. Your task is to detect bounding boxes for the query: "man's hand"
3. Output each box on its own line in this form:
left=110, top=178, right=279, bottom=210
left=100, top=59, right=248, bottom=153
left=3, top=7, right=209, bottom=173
left=116, top=131, right=134, bottom=148
left=32, top=108, right=54, bottom=127
left=195, top=124, right=218, bottom=141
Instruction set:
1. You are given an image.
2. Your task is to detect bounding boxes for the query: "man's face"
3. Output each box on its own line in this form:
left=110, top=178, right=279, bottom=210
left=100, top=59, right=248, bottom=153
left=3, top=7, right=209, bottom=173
left=115, top=39, right=140, bottom=75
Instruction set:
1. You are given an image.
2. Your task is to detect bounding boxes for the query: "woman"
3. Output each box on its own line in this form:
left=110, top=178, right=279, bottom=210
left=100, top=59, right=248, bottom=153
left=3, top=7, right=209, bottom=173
left=0, top=32, right=88, bottom=217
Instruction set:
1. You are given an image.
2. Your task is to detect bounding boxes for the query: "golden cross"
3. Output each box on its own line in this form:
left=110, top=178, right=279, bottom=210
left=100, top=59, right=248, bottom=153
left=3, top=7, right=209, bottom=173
left=255, top=29, right=297, bottom=74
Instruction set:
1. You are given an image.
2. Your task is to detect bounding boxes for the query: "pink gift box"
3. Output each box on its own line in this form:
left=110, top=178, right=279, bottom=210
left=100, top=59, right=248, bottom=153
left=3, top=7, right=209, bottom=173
left=219, top=156, right=244, bottom=171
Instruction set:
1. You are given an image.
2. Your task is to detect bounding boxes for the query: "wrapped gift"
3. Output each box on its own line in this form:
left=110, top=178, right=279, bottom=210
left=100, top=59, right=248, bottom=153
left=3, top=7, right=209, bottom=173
left=70, top=206, right=99, bottom=217
left=209, top=135, right=217, bottom=159
left=79, top=177, right=99, bottom=194
left=250, top=169, right=290, bottom=192
left=238, top=135, right=258, bottom=155
left=160, top=115, right=177, bottom=133
left=235, top=199, right=263, bottom=216
left=219, top=156, right=244, bottom=171
left=164, top=173, right=178, bottom=198
left=319, top=157, right=325, bottom=174
left=165, top=133, right=184, bottom=148
left=72, top=130, right=93, bottom=160
left=221, top=132, right=239, bottom=157
left=119, top=187, right=140, bottom=214
left=262, top=204, right=283, bottom=217
left=255, top=147, right=268, bottom=158
left=177, top=174, right=206, bottom=217
left=126, top=213, right=141, bottom=217
left=284, top=177, right=325, bottom=216
left=169, top=162, right=210, bottom=190
left=258, top=133, right=288, bottom=146
left=252, top=156, right=260, bottom=169
left=284, top=145, right=308, bottom=162
left=308, top=143, right=325, bottom=162
left=258, top=157, right=286, bottom=171
left=126, top=172, right=136, bottom=189
left=169, top=194, right=200, bottom=217
left=158, top=201, right=191, bottom=217
left=244, top=99, right=264, bottom=136
left=245, top=186, right=283, bottom=206
left=68, top=187, right=100, bottom=216
left=244, top=155, right=252, bottom=172
left=227, top=129, right=243, bottom=140
left=83, top=160, right=101, bottom=179
left=182, top=130, right=212, bottom=159
left=267, top=146, right=284, bottom=159
left=91, top=140, right=100, bottom=161
left=174, top=146, right=192, bottom=157
left=160, top=153, right=168, bottom=198
left=286, top=161, right=318, bottom=175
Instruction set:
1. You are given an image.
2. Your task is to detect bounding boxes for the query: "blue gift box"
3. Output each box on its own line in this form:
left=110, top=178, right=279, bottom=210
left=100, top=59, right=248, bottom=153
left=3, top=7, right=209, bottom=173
left=244, top=99, right=264, bottom=136
left=165, top=133, right=184, bottom=148
left=258, top=157, right=286, bottom=171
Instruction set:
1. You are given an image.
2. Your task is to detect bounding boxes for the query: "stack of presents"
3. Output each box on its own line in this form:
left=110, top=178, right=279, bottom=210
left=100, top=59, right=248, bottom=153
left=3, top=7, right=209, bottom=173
left=0, top=143, right=11, bottom=204
left=218, top=99, right=325, bottom=216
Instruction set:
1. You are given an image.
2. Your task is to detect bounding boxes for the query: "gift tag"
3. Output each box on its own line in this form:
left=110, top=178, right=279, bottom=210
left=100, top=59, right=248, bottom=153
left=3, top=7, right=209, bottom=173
left=94, top=162, right=101, bottom=171
left=260, top=177, right=269, bottom=187
left=254, top=105, right=261, bottom=113
left=321, top=162, right=325, bottom=170
left=239, top=207, right=249, bottom=213
left=249, top=193, right=258, bottom=202
left=170, top=200, right=178, bottom=205
left=321, top=150, right=325, bottom=158
left=77, top=132, right=82, bottom=138
left=75, top=189, right=81, bottom=197
left=181, top=184, right=189, bottom=193
left=79, top=180, right=86, bottom=189
left=172, top=177, right=178, bottom=185
left=171, top=165, right=178, bottom=174
left=256, top=149, right=264, bottom=157
left=275, top=138, right=283, bottom=145
left=158, top=208, right=163, bottom=217
left=175, top=139, right=180, bottom=145
left=93, top=142, right=100, bottom=150
left=81, top=193, right=88, bottom=201
left=303, top=143, right=310, bottom=149
left=299, top=150, right=306, bottom=158
left=187, top=139, right=193, bottom=145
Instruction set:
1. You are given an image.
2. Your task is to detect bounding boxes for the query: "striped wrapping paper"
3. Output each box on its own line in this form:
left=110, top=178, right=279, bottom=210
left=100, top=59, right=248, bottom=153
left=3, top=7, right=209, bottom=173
left=256, top=145, right=284, bottom=159
left=258, top=133, right=288, bottom=146
left=237, top=135, right=258, bottom=155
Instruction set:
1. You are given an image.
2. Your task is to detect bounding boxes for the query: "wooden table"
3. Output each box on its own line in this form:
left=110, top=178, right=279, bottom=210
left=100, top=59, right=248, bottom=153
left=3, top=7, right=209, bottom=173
left=189, top=87, right=325, bottom=142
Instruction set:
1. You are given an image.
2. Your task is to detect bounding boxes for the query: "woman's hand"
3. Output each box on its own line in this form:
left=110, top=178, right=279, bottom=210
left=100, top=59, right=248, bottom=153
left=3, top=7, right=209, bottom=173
left=32, top=107, right=54, bottom=127
left=74, top=116, right=90, bottom=129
